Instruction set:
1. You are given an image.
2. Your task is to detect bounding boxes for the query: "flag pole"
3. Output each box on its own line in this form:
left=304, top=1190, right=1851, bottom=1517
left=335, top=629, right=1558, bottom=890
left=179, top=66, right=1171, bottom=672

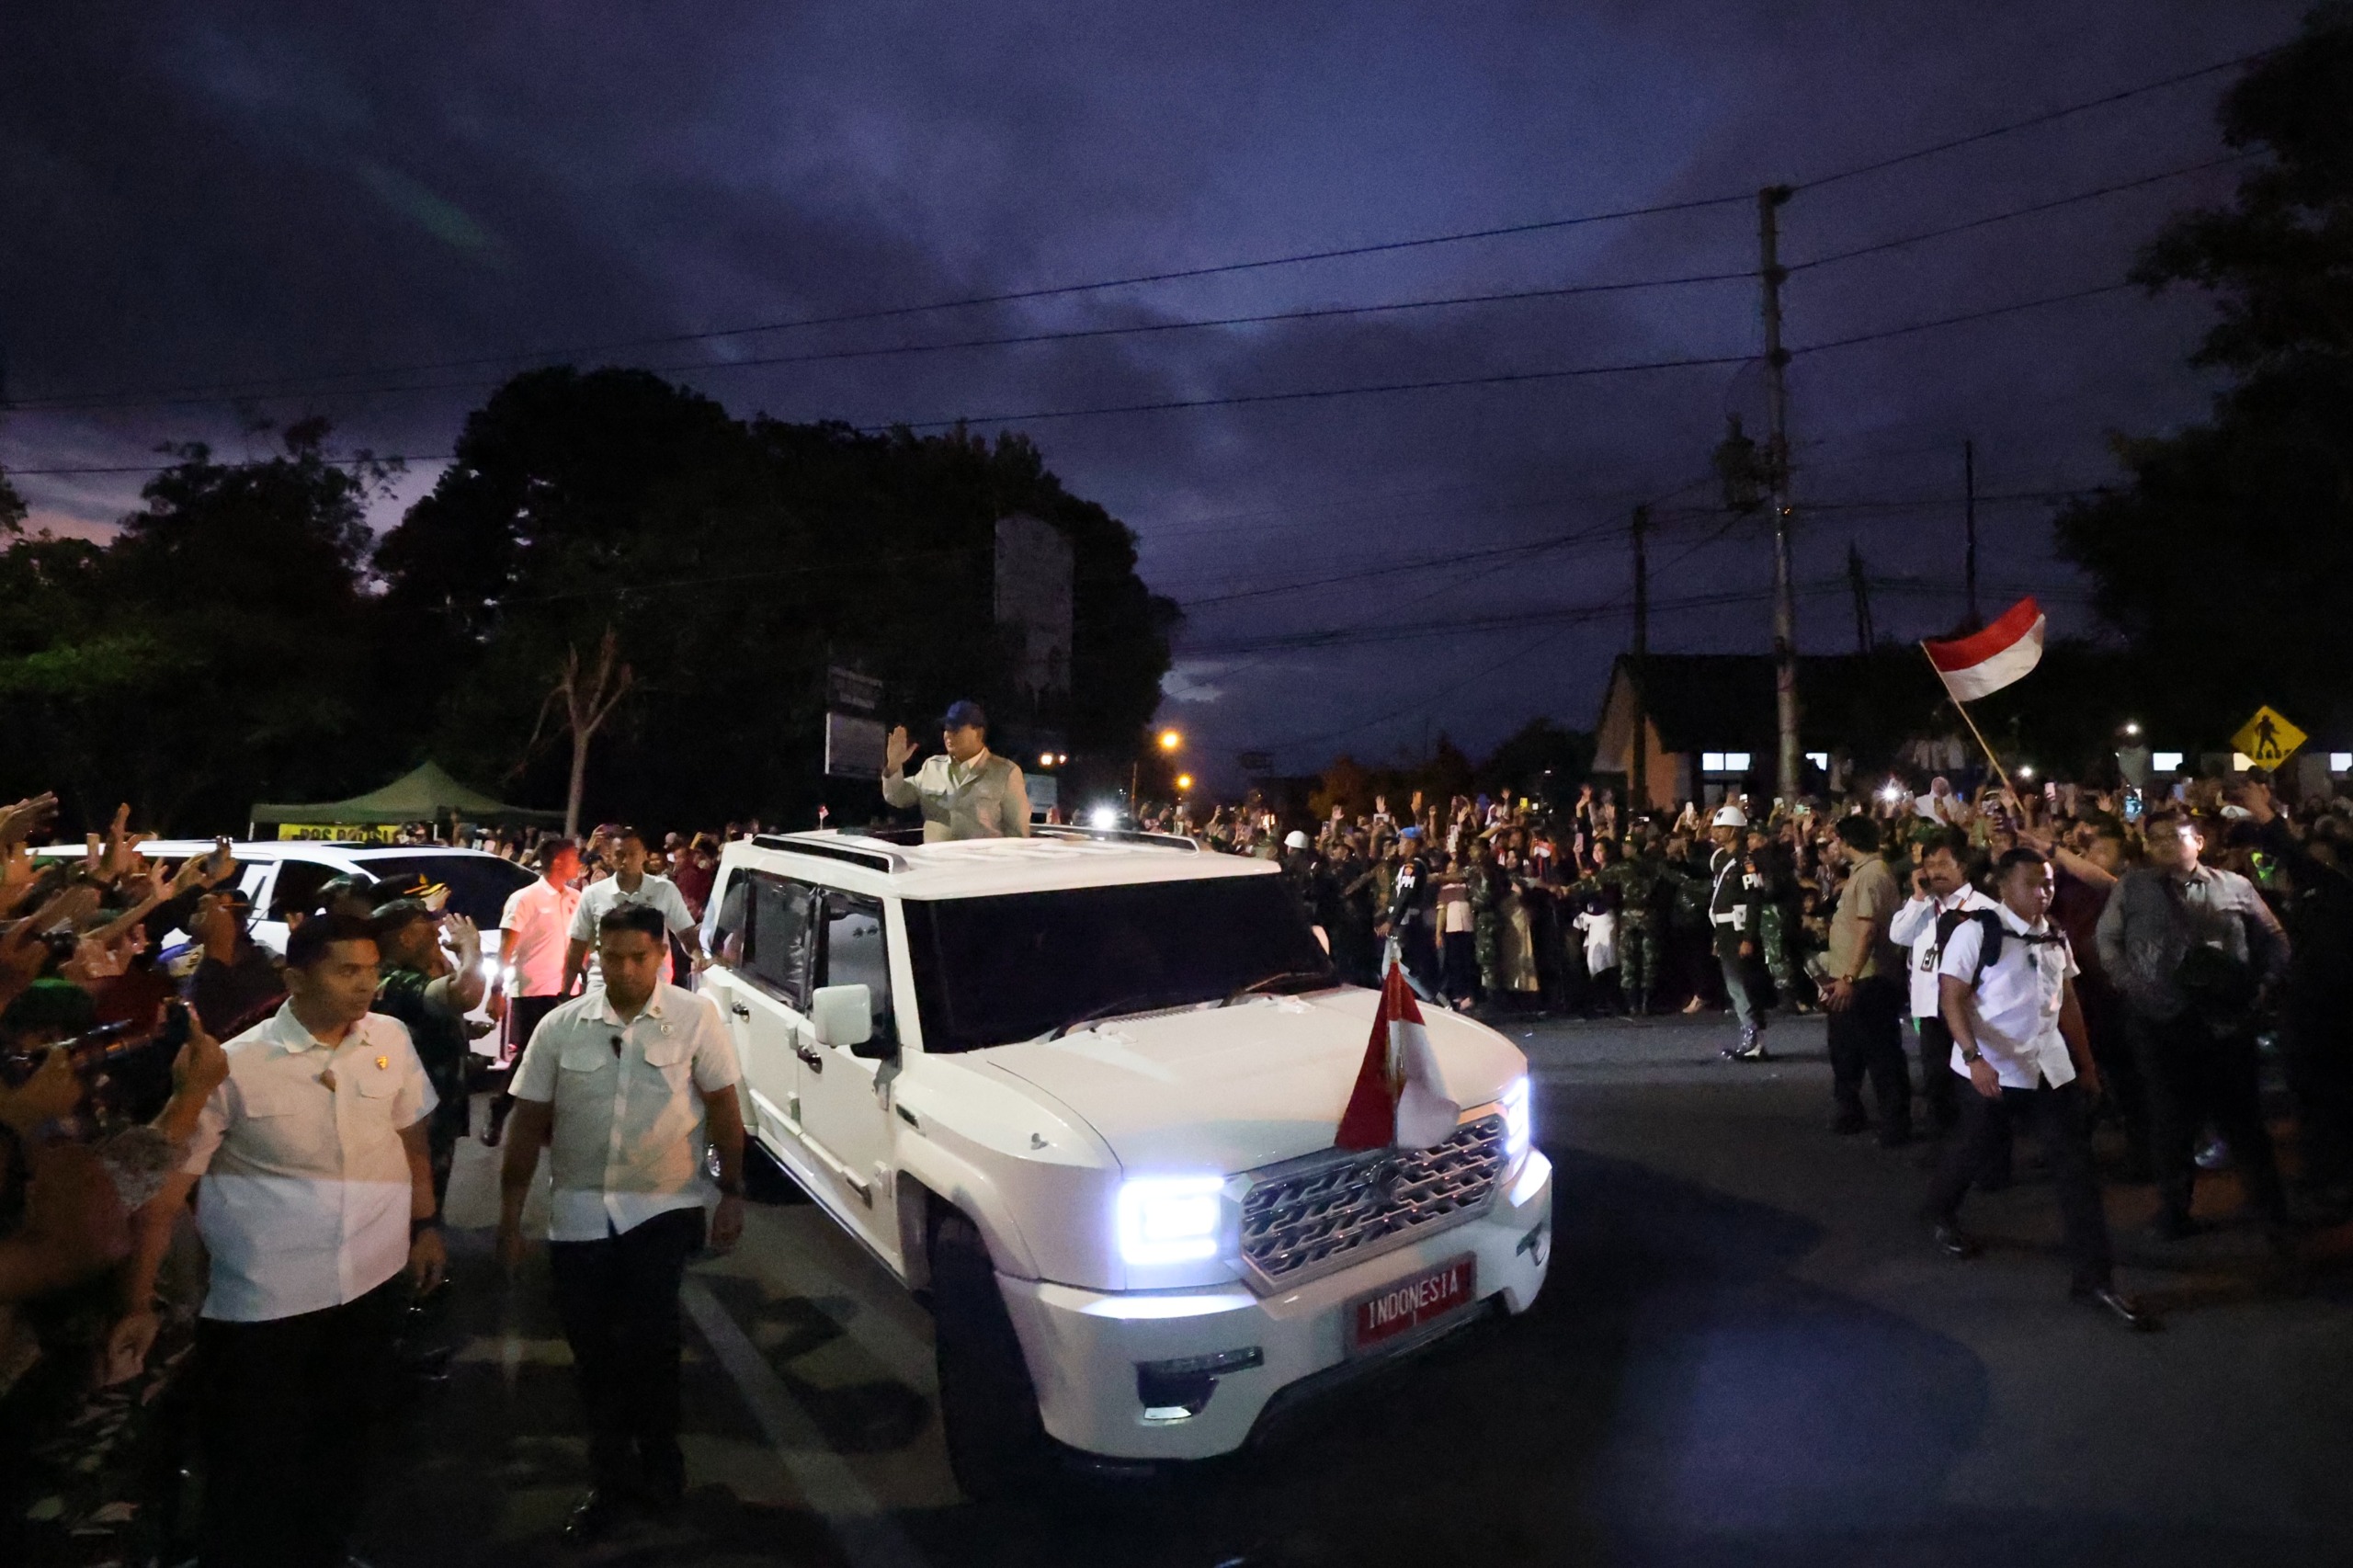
left=1920, top=642, right=2018, bottom=798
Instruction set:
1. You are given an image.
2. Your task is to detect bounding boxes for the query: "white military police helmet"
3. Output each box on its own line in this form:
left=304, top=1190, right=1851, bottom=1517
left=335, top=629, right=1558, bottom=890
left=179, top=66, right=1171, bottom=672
left=1283, top=830, right=1311, bottom=850
left=1711, top=803, right=1749, bottom=829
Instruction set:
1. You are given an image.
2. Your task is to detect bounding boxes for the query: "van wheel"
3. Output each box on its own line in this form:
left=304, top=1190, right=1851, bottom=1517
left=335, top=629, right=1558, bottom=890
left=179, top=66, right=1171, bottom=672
left=930, top=1208, right=1055, bottom=1499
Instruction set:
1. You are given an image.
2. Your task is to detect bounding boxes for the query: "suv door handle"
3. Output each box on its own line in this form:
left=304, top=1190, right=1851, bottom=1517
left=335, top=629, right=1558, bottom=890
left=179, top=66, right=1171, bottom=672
left=730, top=1003, right=751, bottom=1018
left=795, top=1044, right=824, bottom=1073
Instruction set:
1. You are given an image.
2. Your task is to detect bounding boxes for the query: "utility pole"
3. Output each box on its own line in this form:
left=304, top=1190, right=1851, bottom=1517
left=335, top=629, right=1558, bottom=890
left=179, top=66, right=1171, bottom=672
left=1963, top=438, right=1981, bottom=631
left=1630, top=505, right=1649, bottom=811
left=1757, top=185, right=1801, bottom=802
left=1846, top=541, right=1874, bottom=652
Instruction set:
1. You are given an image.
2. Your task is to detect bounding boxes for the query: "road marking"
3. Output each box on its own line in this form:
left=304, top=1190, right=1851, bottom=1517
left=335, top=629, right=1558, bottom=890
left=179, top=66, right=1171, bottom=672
left=680, top=1278, right=934, bottom=1568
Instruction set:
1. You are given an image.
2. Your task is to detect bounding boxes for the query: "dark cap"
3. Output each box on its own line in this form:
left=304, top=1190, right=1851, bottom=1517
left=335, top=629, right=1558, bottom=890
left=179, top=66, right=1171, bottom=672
left=371, top=898, right=438, bottom=937
left=940, top=699, right=988, bottom=732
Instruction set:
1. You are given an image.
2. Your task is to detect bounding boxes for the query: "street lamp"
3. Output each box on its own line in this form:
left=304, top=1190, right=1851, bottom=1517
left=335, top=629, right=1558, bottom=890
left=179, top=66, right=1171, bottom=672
left=1176, top=774, right=1194, bottom=792
left=1157, top=729, right=1183, bottom=752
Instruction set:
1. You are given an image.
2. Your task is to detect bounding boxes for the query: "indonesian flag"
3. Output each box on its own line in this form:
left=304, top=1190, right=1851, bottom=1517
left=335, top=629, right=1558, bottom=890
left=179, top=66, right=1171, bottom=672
left=1924, top=596, right=2046, bottom=703
left=1336, top=962, right=1461, bottom=1152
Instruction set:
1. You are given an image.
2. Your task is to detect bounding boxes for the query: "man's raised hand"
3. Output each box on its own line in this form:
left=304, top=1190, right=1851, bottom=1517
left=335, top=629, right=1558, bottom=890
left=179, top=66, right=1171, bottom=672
left=883, top=725, right=917, bottom=774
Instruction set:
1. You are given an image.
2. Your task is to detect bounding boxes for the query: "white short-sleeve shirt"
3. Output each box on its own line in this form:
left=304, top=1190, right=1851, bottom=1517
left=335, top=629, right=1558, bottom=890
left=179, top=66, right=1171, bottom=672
left=1938, top=903, right=2078, bottom=1090
left=180, top=1006, right=437, bottom=1322
left=509, top=982, right=741, bottom=1241
left=1890, top=886, right=2001, bottom=1020
left=500, top=876, right=582, bottom=997
left=568, top=872, right=697, bottom=945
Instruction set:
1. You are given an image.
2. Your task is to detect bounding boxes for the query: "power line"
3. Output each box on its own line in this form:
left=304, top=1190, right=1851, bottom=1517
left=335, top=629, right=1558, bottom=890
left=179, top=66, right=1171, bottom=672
left=1792, top=280, right=2138, bottom=358
left=4, top=42, right=2280, bottom=416
left=8, top=269, right=1760, bottom=417
left=1791, top=151, right=2258, bottom=273
left=0, top=277, right=2143, bottom=480
left=1791, top=47, right=2273, bottom=192
left=4, top=193, right=1757, bottom=412
left=20, top=148, right=2238, bottom=421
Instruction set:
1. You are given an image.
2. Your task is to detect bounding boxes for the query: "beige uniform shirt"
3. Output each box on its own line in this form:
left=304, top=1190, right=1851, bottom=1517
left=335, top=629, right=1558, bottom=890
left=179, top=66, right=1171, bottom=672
left=881, top=748, right=1031, bottom=841
left=1828, top=854, right=1904, bottom=982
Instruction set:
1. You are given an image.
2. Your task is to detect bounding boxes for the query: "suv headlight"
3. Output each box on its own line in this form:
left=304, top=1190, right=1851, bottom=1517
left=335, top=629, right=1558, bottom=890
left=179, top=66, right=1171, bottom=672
left=1502, top=1075, right=1532, bottom=1175
left=1116, top=1176, right=1226, bottom=1266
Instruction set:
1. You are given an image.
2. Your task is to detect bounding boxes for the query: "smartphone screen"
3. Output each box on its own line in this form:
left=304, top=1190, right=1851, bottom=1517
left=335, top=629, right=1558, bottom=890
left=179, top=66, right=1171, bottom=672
left=2122, top=788, right=2143, bottom=824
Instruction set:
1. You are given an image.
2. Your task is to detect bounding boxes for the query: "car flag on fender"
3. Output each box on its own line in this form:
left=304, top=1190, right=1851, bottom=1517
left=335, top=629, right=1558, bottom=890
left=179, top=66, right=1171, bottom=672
left=1336, top=961, right=1461, bottom=1152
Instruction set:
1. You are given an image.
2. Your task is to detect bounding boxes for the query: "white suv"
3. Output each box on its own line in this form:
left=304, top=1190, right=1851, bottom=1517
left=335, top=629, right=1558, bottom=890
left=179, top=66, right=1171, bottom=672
left=700, top=827, right=1554, bottom=1495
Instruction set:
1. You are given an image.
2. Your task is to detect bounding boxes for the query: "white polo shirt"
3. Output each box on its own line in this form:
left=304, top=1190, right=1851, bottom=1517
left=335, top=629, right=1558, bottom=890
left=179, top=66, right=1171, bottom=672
left=181, top=1006, right=436, bottom=1322
left=568, top=871, right=697, bottom=945
left=1938, top=903, right=2078, bottom=1090
left=1888, top=885, right=2000, bottom=1020
left=500, top=876, right=581, bottom=997
left=509, top=983, right=741, bottom=1242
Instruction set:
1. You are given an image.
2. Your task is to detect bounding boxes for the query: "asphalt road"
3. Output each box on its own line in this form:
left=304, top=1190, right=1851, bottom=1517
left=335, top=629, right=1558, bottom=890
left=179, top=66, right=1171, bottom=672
left=356, top=1012, right=2353, bottom=1568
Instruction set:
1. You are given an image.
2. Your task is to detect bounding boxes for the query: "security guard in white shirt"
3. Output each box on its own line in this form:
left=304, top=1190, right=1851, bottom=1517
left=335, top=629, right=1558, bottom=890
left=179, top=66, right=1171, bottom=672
left=1886, top=829, right=1999, bottom=1136
left=1921, top=847, right=2156, bottom=1331
left=499, top=901, right=746, bottom=1543
left=130, top=909, right=448, bottom=1568
left=881, top=699, right=1031, bottom=840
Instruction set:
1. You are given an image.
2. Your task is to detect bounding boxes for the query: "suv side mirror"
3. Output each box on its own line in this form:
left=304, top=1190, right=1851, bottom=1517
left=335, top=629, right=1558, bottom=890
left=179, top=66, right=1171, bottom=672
left=810, top=983, right=880, bottom=1053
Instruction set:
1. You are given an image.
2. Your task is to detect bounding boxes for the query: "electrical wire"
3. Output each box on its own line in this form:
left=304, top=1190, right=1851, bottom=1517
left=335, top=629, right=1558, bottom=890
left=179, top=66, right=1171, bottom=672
left=1790, top=151, right=2259, bottom=273
left=1790, top=47, right=2274, bottom=192
left=3, top=42, right=2281, bottom=415
left=6, top=269, right=1760, bottom=417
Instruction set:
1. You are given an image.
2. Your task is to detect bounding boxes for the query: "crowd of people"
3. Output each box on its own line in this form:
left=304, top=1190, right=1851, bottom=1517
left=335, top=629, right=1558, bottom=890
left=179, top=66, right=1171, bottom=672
left=1183, top=767, right=2353, bottom=1324
left=0, top=804, right=741, bottom=1565
left=4, top=724, right=2348, bottom=1557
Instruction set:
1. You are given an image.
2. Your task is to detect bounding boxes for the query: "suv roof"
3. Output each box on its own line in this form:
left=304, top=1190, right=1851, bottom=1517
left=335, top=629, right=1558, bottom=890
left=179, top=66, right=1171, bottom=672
left=736, top=829, right=1278, bottom=900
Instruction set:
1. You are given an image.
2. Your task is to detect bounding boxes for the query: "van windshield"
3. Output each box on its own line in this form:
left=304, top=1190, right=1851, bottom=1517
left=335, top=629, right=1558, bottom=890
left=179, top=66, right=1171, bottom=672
left=902, top=874, right=1336, bottom=1054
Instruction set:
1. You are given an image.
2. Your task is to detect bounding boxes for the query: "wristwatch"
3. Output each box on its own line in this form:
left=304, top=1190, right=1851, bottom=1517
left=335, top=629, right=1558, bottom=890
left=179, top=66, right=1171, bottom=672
left=410, top=1214, right=443, bottom=1240
left=1960, top=1048, right=1984, bottom=1064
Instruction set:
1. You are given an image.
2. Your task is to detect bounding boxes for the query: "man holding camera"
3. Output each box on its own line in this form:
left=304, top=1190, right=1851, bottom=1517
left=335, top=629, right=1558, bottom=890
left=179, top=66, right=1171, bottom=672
left=498, top=902, right=745, bottom=1544
left=121, top=910, right=446, bottom=1568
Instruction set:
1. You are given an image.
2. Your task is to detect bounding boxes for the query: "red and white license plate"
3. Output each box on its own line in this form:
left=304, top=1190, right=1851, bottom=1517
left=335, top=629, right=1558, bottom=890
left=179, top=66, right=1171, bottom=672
left=1347, top=1255, right=1477, bottom=1355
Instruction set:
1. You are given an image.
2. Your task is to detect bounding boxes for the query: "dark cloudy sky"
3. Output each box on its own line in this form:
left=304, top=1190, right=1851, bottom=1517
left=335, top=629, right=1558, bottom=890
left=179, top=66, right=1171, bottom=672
left=0, top=2, right=2305, bottom=785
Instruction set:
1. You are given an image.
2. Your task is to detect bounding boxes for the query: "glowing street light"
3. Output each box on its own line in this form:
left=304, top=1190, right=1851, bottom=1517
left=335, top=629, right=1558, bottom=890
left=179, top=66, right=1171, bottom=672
left=1176, top=774, right=1194, bottom=792
left=1157, top=729, right=1183, bottom=752
left=1039, top=752, right=1056, bottom=768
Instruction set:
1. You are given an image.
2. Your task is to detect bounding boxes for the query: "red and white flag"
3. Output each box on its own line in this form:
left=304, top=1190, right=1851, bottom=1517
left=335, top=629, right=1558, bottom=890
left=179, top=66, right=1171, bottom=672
left=1336, top=962, right=1461, bottom=1151
left=1923, top=596, right=2046, bottom=703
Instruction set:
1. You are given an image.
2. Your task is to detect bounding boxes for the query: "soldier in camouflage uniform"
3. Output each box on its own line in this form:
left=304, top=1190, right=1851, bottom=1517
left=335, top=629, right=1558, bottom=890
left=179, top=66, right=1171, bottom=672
left=1469, top=842, right=1505, bottom=1004
left=1573, top=839, right=1665, bottom=1015
left=1748, top=828, right=1803, bottom=1004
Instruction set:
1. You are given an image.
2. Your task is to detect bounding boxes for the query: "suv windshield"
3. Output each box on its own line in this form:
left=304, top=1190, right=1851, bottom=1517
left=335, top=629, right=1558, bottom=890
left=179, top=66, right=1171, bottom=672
left=903, top=874, right=1335, bottom=1053
left=357, top=854, right=535, bottom=926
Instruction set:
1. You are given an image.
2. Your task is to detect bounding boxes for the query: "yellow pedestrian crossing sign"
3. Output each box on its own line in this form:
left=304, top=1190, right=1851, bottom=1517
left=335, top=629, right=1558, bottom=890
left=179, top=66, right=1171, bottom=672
left=2232, top=706, right=2306, bottom=768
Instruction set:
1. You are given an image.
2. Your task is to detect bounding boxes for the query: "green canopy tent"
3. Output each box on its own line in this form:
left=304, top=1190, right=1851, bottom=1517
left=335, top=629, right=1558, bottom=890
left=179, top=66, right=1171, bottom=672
left=249, top=761, right=563, bottom=842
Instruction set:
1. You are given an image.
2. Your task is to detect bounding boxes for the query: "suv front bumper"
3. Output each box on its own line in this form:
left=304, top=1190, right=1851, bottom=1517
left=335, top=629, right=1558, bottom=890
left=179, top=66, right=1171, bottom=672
left=996, top=1150, right=1553, bottom=1461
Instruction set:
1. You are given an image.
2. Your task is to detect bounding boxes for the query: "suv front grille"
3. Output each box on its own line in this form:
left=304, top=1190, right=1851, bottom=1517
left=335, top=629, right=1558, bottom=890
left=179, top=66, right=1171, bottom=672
left=1239, top=1113, right=1509, bottom=1291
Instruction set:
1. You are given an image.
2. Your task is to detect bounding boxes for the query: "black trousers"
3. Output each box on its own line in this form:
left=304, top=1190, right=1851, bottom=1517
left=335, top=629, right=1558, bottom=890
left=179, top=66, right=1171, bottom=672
left=1914, top=1016, right=1961, bottom=1132
left=548, top=1207, right=705, bottom=1498
left=2130, top=1010, right=2288, bottom=1227
left=1828, top=975, right=1910, bottom=1131
left=1925, top=1076, right=2114, bottom=1292
left=196, top=1274, right=406, bottom=1568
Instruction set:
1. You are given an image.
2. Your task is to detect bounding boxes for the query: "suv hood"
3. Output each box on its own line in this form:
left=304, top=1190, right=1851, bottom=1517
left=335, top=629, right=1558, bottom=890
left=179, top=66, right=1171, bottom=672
left=979, top=987, right=1525, bottom=1176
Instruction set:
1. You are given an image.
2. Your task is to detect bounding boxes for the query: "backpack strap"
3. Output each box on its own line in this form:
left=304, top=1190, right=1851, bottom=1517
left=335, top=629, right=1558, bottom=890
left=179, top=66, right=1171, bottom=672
left=1935, top=906, right=2006, bottom=985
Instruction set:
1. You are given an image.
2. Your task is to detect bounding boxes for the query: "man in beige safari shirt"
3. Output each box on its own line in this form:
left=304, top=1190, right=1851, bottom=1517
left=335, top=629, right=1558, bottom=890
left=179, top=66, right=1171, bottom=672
left=881, top=699, right=1031, bottom=840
